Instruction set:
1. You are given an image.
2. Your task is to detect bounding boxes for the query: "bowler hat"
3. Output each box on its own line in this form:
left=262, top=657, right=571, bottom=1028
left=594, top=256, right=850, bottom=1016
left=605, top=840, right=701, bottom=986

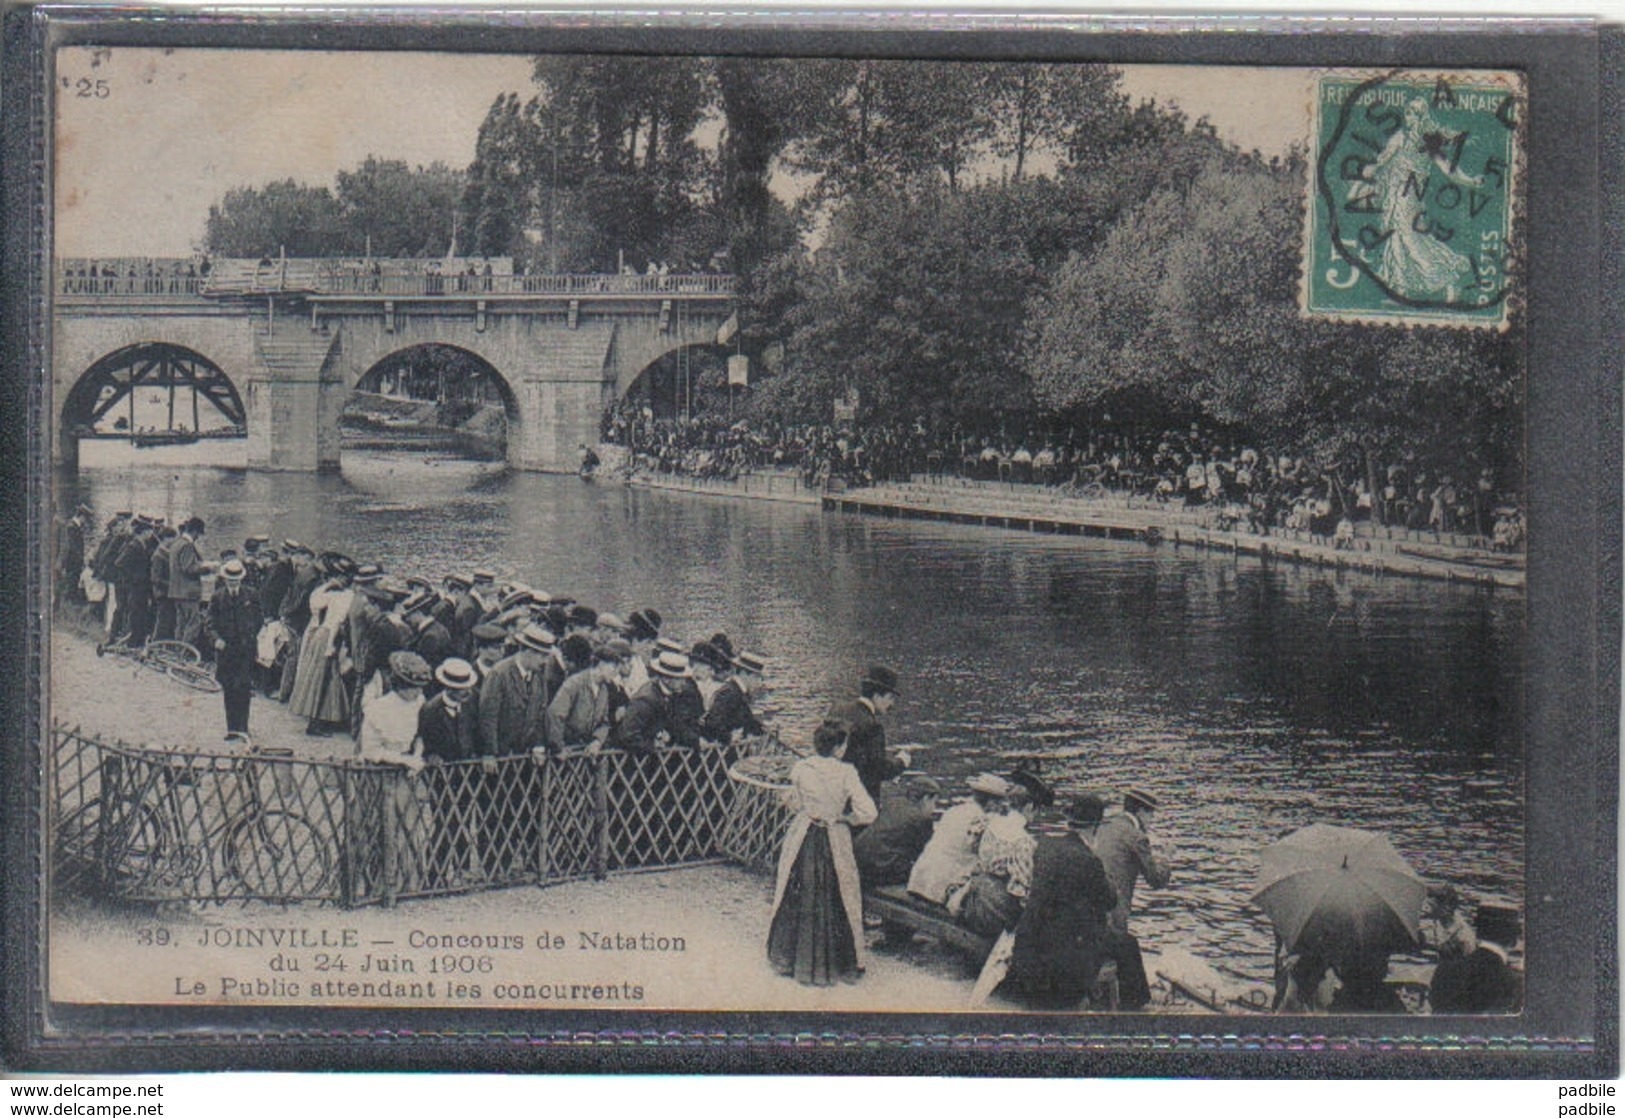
left=567, top=604, right=598, bottom=629
left=1066, top=794, right=1108, bottom=827
left=863, top=665, right=900, bottom=695
left=1005, top=769, right=1057, bottom=809
left=435, top=658, right=478, bottom=691
left=513, top=623, right=556, bottom=653
left=649, top=650, right=692, bottom=679
left=387, top=650, right=432, bottom=688
left=708, top=632, right=736, bottom=660
left=689, top=641, right=727, bottom=671
left=627, top=608, right=663, bottom=641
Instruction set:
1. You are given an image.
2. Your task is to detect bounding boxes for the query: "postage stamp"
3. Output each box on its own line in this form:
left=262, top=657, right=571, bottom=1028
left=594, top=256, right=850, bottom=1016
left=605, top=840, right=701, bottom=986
left=1303, top=69, right=1523, bottom=329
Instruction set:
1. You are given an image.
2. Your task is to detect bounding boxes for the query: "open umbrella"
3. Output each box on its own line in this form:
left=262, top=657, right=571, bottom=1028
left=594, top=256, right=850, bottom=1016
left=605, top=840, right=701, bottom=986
left=1252, top=824, right=1427, bottom=964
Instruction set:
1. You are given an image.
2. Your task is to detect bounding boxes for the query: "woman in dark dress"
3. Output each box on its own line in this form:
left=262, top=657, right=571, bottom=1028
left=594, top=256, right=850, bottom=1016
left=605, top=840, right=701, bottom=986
left=767, top=721, right=878, bottom=986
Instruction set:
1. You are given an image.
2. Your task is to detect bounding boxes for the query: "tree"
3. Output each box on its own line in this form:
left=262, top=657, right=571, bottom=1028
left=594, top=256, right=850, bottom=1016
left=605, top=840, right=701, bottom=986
left=335, top=157, right=465, bottom=257
left=203, top=180, right=343, bottom=257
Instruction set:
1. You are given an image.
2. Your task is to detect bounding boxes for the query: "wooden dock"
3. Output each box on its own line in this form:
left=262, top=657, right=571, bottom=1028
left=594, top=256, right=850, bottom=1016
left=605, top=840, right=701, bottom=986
left=824, top=480, right=1524, bottom=590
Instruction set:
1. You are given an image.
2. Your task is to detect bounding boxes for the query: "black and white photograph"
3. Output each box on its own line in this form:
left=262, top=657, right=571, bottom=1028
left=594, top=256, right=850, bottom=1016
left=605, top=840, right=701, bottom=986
left=21, top=24, right=1603, bottom=1058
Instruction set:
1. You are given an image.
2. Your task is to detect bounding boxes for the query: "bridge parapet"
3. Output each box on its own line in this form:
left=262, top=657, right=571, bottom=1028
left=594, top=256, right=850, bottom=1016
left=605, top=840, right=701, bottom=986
left=58, top=257, right=735, bottom=301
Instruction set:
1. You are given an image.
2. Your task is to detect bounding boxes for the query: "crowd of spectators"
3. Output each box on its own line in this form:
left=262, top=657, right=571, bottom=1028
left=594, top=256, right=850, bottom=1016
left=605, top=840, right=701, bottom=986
left=602, top=404, right=1526, bottom=550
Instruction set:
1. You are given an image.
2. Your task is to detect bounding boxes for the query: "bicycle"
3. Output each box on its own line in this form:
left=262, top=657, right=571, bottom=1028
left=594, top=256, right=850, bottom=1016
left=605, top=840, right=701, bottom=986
left=96, top=638, right=222, bottom=693
left=55, top=744, right=334, bottom=900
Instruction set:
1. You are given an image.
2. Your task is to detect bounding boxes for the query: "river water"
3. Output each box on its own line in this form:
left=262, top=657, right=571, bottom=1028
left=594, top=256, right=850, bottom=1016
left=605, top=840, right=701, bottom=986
left=58, top=452, right=1525, bottom=989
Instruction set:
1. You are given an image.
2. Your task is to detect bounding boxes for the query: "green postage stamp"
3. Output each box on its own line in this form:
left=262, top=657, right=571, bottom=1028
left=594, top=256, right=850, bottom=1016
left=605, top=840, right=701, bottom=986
left=1304, top=69, right=1522, bottom=329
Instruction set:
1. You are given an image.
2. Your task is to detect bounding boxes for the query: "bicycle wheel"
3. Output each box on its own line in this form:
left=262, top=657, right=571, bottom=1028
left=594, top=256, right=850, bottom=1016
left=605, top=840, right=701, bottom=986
left=143, top=639, right=200, bottom=668
left=54, top=798, right=165, bottom=893
left=226, top=811, right=333, bottom=898
left=166, top=662, right=222, bottom=693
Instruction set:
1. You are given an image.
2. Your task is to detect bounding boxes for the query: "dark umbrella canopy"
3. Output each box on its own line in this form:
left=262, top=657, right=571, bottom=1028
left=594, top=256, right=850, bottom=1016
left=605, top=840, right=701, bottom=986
left=1252, top=824, right=1427, bottom=963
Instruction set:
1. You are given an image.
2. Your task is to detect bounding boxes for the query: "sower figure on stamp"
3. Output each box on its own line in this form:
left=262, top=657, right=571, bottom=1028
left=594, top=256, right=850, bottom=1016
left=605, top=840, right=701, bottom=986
left=204, top=558, right=262, bottom=744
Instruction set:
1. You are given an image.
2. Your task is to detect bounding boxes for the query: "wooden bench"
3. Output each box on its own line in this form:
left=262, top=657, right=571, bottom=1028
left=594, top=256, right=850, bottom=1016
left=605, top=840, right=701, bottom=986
left=865, top=885, right=995, bottom=957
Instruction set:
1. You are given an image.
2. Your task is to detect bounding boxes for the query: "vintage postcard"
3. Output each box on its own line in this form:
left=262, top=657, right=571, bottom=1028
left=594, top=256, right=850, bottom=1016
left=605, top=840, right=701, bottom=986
left=25, top=24, right=1602, bottom=1067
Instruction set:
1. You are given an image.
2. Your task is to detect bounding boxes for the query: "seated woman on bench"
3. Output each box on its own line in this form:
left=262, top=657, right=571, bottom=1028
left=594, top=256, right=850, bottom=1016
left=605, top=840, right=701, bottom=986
left=906, top=773, right=1010, bottom=906
left=952, top=782, right=1041, bottom=938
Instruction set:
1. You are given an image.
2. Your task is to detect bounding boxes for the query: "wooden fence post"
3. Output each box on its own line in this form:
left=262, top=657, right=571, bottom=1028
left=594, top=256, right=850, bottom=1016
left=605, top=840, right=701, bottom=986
left=339, top=766, right=357, bottom=908
left=536, top=756, right=551, bottom=883
left=592, top=755, right=609, bottom=881
left=382, top=771, right=398, bottom=908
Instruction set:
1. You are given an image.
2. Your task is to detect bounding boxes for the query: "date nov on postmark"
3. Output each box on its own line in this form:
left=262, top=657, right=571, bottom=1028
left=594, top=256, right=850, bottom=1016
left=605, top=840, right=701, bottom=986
left=1304, top=69, right=1522, bottom=329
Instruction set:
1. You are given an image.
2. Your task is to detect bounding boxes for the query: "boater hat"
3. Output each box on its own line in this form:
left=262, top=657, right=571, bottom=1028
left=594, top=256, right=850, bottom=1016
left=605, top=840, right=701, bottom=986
left=219, top=559, right=247, bottom=581
left=472, top=568, right=497, bottom=584
left=443, top=573, right=472, bottom=591
left=656, top=636, right=686, bottom=658
left=353, top=563, right=384, bottom=585
left=435, top=658, right=478, bottom=691
left=1124, top=788, right=1161, bottom=812
left=967, top=773, right=1013, bottom=798
left=387, top=650, right=432, bottom=688
left=513, top=623, right=556, bottom=653
left=597, top=612, right=628, bottom=635
left=649, top=650, right=692, bottom=679
left=732, top=651, right=766, bottom=676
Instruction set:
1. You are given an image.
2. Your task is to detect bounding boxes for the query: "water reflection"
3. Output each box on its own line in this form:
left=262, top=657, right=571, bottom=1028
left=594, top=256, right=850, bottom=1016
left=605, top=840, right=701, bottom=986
left=56, top=453, right=1524, bottom=987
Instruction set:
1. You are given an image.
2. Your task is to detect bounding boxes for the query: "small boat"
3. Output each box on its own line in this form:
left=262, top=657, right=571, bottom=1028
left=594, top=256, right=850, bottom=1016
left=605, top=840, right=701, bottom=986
left=131, top=430, right=200, bottom=448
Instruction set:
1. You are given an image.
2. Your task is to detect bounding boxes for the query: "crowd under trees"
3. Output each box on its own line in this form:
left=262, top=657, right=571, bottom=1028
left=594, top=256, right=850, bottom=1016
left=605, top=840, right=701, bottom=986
left=199, top=58, right=1524, bottom=491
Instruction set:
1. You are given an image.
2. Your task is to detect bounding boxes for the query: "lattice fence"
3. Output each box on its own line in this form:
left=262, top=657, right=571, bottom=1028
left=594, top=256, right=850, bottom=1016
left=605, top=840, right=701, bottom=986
left=49, top=726, right=779, bottom=907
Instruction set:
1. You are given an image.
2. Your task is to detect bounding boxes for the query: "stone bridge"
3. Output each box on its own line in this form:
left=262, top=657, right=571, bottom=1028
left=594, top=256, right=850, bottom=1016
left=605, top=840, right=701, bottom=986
left=52, top=258, right=736, bottom=471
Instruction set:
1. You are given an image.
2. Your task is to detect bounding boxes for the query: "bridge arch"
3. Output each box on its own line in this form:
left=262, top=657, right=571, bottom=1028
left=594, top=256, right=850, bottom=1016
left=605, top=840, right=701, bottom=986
left=343, top=342, right=521, bottom=467
left=60, top=341, right=247, bottom=468
left=620, top=341, right=738, bottom=420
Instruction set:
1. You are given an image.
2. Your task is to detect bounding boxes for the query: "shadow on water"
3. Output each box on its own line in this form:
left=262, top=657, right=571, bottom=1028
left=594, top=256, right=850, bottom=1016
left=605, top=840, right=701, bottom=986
left=56, top=455, right=1525, bottom=988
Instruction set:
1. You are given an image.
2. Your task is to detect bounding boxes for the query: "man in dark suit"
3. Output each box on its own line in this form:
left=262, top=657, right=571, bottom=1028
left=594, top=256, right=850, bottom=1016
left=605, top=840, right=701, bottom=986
left=56, top=503, right=91, bottom=605
left=475, top=623, right=556, bottom=877
left=826, top=665, right=911, bottom=801
left=1008, top=794, right=1120, bottom=1010
left=608, top=650, right=699, bottom=755
left=203, top=559, right=262, bottom=743
left=700, top=649, right=767, bottom=745
left=1430, top=903, right=1523, bottom=1014
left=419, top=658, right=482, bottom=886
left=852, top=776, right=940, bottom=887
left=110, top=518, right=156, bottom=647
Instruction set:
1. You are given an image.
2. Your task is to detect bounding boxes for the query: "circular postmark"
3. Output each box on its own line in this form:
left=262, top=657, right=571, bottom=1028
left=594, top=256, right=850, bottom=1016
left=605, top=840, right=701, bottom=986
left=1311, top=69, right=1519, bottom=323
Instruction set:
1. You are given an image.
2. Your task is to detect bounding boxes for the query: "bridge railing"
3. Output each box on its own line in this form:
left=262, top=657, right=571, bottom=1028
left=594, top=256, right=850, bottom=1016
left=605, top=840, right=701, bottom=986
left=309, top=272, right=736, bottom=298
left=55, top=258, right=735, bottom=300
left=57, top=258, right=207, bottom=297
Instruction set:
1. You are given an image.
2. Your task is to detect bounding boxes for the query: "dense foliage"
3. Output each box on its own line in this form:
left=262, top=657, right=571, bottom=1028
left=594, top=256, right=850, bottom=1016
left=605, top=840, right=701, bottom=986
left=197, top=59, right=1523, bottom=483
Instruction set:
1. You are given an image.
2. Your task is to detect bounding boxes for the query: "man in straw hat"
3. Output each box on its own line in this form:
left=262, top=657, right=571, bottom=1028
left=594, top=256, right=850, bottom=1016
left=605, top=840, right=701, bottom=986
left=700, top=649, right=767, bottom=746
left=203, top=558, right=262, bottom=744
left=827, top=664, right=912, bottom=802
left=418, top=658, right=483, bottom=888
left=608, top=648, right=698, bottom=755
left=478, top=622, right=558, bottom=759
left=1086, top=788, right=1169, bottom=1011
left=1008, top=793, right=1120, bottom=1010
